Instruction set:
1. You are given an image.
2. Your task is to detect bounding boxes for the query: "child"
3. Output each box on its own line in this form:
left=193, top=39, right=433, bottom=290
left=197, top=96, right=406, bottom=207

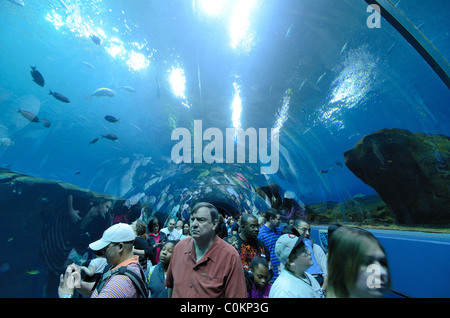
left=80, top=253, right=108, bottom=283
left=247, top=256, right=272, bottom=298
left=147, top=240, right=177, bottom=298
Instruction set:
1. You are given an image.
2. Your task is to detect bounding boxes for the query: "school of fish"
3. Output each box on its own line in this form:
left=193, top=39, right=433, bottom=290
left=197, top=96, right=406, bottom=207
left=15, top=54, right=139, bottom=151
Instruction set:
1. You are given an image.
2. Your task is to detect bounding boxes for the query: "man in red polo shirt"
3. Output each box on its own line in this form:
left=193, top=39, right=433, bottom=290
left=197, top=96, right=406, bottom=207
left=165, top=202, right=247, bottom=298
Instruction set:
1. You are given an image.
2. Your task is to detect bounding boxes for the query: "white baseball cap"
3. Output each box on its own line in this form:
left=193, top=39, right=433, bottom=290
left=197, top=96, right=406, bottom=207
left=275, top=234, right=304, bottom=267
left=89, top=223, right=135, bottom=251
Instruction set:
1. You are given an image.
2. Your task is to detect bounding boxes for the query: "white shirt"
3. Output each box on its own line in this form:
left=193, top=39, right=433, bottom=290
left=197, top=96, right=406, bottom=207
left=160, top=227, right=182, bottom=240
left=269, top=270, right=324, bottom=298
left=312, top=243, right=328, bottom=276
left=89, top=257, right=108, bottom=274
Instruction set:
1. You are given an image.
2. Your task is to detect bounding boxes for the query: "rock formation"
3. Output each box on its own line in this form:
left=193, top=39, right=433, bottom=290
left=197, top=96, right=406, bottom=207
left=306, top=194, right=394, bottom=225
left=344, top=128, right=450, bottom=225
left=0, top=168, right=142, bottom=297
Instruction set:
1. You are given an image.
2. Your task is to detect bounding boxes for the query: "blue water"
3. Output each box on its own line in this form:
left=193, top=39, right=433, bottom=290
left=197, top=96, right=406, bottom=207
left=0, top=0, right=449, bottom=298
left=1, top=0, right=449, bottom=204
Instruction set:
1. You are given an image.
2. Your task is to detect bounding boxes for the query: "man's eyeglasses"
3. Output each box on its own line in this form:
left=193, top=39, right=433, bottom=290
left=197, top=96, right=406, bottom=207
left=96, top=242, right=119, bottom=256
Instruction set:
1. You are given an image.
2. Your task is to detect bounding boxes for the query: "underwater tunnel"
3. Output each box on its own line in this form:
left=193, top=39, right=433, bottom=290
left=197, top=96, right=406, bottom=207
left=0, top=0, right=449, bottom=298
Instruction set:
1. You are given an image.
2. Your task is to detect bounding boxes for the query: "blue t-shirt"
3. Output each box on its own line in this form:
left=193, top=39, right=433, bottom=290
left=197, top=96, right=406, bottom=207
left=257, top=224, right=282, bottom=282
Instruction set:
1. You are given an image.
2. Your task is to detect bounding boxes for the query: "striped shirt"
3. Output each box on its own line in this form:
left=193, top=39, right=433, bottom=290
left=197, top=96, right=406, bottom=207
left=257, top=224, right=282, bottom=282
left=91, top=257, right=142, bottom=298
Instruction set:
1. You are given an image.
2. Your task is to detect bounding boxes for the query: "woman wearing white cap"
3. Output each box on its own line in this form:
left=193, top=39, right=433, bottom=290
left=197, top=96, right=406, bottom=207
left=269, top=234, right=325, bottom=298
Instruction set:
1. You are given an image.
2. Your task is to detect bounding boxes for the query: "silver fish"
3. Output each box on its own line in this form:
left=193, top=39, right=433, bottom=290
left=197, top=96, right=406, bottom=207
left=120, top=86, right=136, bottom=93
left=58, top=0, right=68, bottom=10
left=81, top=61, right=95, bottom=69
left=7, top=0, right=24, bottom=7
left=0, top=137, right=14, bottom=147
left=298, top=79, right=307, bottom=92
left=90, top=88, right=115, bottom=99
left=340, top=40, right=349, bottom=55
left=286, top=24, right=294, bottom=39
left=316, top=72, right=327, bottom=85
left=156, top=77, right=160, bottom=99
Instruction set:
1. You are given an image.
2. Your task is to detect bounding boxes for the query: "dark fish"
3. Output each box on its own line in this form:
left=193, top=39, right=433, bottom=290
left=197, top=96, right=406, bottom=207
left=335, top=161, right=343, bottom=167
left=102, top=134, right=118, bottom=141
left=90, top=35, right=102, bottom=45
left=30, top=66, right=45, bottom=87
left=104, top=115, right=119, bottom=123
left=49, top=90, right=70, bottom=103
left=75, top=170, right=81, bottom=175
left=89, top=137, right=99, bottom=145
left=41, top=118, right=51, bottom=128
left=0, top=263, right=10, bottom=275
left=17, top=108, right=39, bottom=123
left=319, top=170, right=328, bottom=174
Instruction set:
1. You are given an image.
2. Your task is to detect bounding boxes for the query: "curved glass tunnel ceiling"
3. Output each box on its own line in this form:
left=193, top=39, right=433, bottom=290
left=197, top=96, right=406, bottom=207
left=0, top=1, right=449, bottom=238
left=1, top=0, right=449, bottom=220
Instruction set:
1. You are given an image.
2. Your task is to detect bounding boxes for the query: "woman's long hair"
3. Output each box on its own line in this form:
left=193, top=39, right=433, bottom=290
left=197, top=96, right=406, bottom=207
left=327, top=226, right=391, bottom=298
left=147, top=217, right=161, bottom=235
left=134, top=220, right=148, bottom=240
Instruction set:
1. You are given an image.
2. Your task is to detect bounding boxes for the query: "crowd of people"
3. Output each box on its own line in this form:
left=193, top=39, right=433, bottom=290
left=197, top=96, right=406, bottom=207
left=58, top=202, right=391, bottom=299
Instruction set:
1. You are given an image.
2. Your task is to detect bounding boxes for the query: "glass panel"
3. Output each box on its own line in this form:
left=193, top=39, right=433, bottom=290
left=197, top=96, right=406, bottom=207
left=0, top=0, right=448, bottom=298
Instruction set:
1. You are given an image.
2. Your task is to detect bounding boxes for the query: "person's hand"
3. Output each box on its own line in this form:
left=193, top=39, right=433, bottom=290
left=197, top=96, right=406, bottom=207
left=322, top=280, right=328, bottom=293
left=58, top=264, right=81, bottom=298
left=154, top=242, right=164, bottom=248
left=67, top=195, right=81, bottom=223
left=69, top=207, right=81, bottom=223
left=80, top=265, right=90, bottom=275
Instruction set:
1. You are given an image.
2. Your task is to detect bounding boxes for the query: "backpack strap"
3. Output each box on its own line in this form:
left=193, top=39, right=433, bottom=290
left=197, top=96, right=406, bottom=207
left=117, top=266, right=149, bottom=298
left=94, top=265, right=148, bottom=298
left=93, top=267, right=113, bottom=294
